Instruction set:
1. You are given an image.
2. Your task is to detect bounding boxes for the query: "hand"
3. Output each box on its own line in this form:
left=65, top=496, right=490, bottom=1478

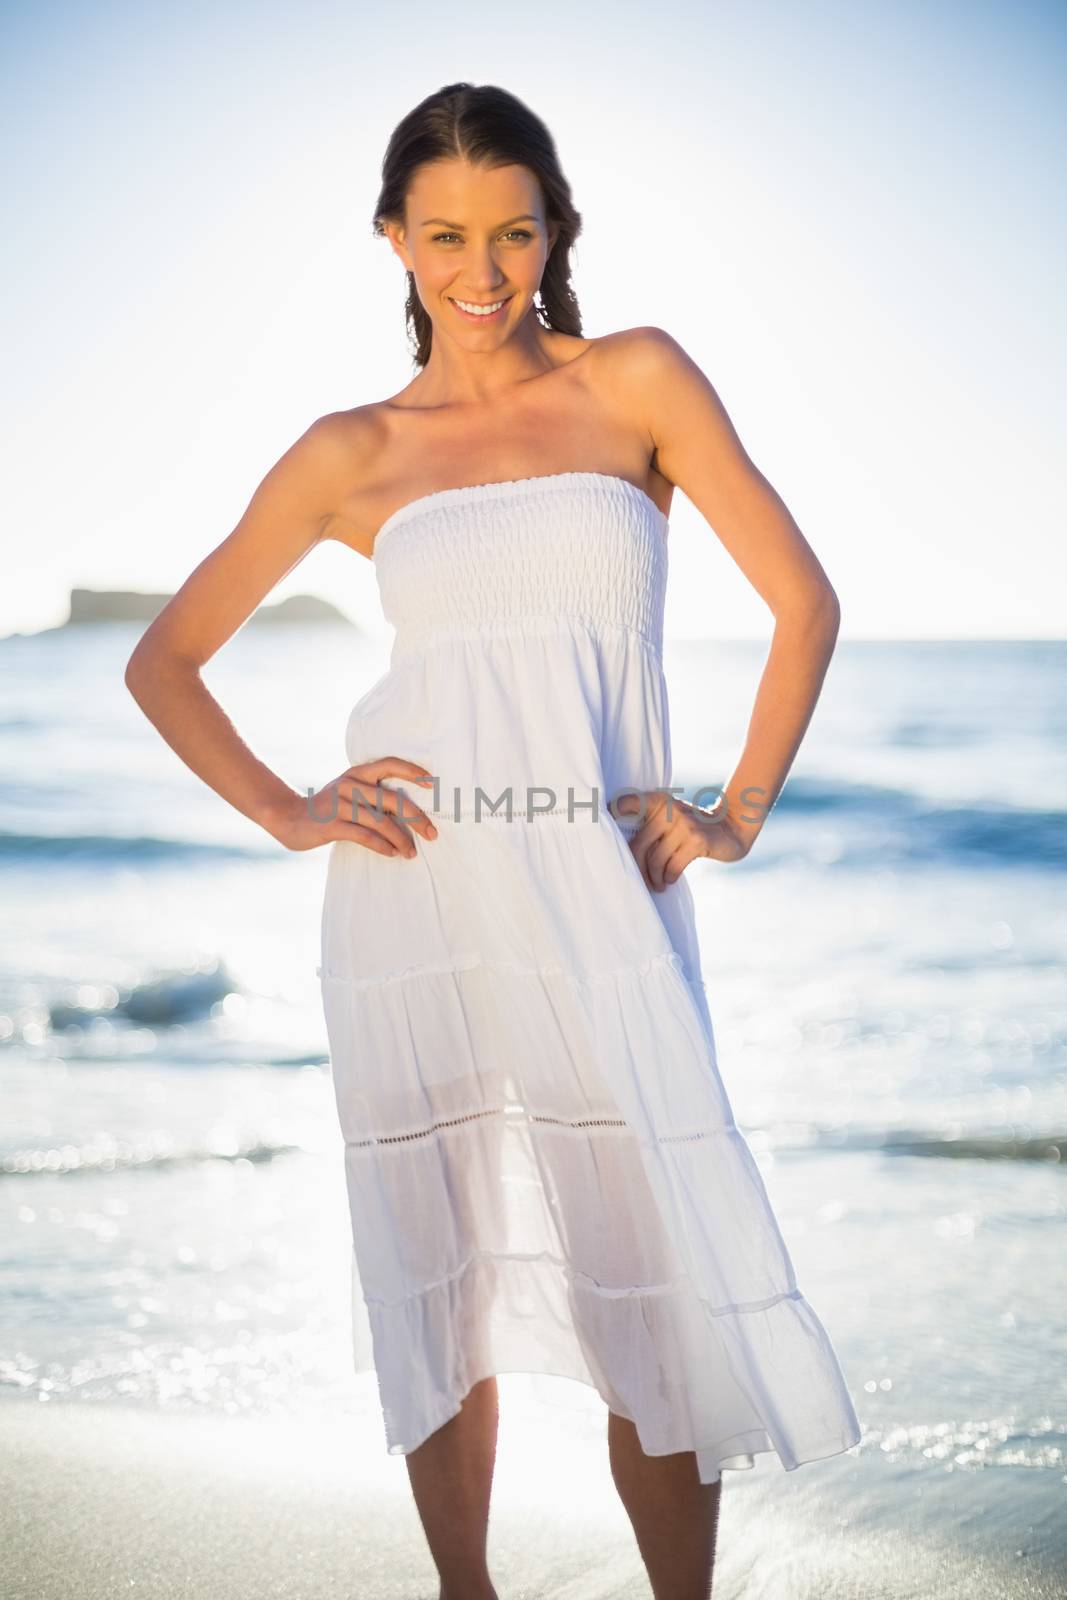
left=609, top=789, right=753, bottom=892
left=265, top=756, right=439, bottom=857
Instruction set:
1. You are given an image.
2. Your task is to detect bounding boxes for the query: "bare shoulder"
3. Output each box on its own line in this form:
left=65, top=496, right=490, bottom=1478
left=600, top=329, right=839, bottom=619
left=229, top=403, right=378, bottom=540
left=123, top=404, right=385, bottom=675
left=307, top=403, right=392, bottom=550
left=581, top=327, right=710, bottom=466
left=596, top=324, right=703, bottom=392
left=599, top=325, right=755, bottom=485
left=299, top=403, right=383, bottom=490
left=565, top=325, right=666, bottom=384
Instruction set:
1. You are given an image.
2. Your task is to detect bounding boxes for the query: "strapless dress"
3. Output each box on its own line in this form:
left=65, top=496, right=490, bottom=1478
left=317, top=470, right=862, bottom=1484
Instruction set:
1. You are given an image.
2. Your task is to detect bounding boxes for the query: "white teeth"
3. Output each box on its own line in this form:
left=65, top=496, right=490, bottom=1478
left=454, top=298, right=507, bottom=315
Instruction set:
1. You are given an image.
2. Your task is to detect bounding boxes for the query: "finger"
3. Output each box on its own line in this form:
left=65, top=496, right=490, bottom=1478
left=647, top=829, right=685, bottom=890
left=660, top=839, right=699, bottom=886
left=629, top=820, right=658, bottom=859
left=346, top=773, right=438, bottom=840
left=358, top=756, right=436, bottom=788
left=336, top=820, right=402, bottom=856
left=631, top=816, right=671, bottom=877
left=628, top=792, right=673, bottom=848
left=333, top=787, right=419, bottom=856
left=342, top=778, right=437, bottom=843
left=645, top=840, right=669, bottom=890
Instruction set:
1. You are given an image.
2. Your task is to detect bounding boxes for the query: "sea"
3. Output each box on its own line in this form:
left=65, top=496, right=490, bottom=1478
left=1, top=624, right=1064, bottom=1545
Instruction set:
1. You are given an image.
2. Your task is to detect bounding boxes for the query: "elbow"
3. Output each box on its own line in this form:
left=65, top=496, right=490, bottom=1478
left=812, top=588, right=842, bottom=655
left=125, top=640, right=198, bottom=702
left=124, top=640, right=174, bottom=702
left=124, top=649, right=144, bottom=698
left=124, top=643, right=153, bottom=700
left=820, top=584, right=842, bottom=635
left=776, top=582, right=841, bottom=636
left=802, top=574, right=841, bottom=630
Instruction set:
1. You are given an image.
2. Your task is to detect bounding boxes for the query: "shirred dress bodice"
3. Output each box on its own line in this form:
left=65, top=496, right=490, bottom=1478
left=372, top=471, right=669, bottom=662
left=345, top=473, right=674, bottom=836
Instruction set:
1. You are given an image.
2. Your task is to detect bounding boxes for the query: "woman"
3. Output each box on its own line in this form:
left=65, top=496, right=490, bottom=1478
left=126, top=80, right=861, bottom=1600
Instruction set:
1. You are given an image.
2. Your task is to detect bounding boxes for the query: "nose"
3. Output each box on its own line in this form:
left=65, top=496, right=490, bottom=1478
left=459, top=244, right=508, bottom=293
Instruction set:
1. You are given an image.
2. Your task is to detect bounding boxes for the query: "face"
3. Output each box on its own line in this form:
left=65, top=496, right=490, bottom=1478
left=386, top=157, right=560, bottom=340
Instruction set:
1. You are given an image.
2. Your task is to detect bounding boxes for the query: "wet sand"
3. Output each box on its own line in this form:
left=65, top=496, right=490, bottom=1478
left=1, top=1389, right=1063, bottom=1598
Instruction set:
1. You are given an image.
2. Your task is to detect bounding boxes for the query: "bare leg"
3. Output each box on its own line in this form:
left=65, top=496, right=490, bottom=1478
left=607, top=1410, right=722, bottom=1599
left=404, top=1375, right=501, bottom=1600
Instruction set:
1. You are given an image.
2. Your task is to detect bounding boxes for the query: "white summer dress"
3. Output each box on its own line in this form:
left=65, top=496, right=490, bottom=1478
left=317, top=470, right=862, bottom=1484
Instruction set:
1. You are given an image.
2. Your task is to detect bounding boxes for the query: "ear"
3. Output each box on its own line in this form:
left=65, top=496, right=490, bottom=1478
left=383, top=221, right=412, bottom=271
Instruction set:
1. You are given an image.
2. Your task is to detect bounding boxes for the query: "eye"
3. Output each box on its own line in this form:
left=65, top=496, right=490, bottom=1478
left=431, top=229, right=534, bottom=244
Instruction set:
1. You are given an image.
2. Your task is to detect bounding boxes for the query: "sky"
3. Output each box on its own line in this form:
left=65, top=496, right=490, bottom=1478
left=2, top=0, right=1064, bottom=641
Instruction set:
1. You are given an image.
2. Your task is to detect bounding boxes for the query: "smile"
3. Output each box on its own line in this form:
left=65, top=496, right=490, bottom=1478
left=450, top=295, right=513, bottom=322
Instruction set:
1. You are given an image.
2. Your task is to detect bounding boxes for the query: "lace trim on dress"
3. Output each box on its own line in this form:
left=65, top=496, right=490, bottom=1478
left=343, top=1104, right=744, bottom=1150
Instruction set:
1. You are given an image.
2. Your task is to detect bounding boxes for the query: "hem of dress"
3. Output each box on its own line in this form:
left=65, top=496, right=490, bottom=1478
left=376, top=1364, right=863, bottom=1487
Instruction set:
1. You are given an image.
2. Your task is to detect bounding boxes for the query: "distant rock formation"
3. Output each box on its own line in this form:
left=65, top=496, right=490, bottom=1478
left=61, top=588, right=356, bottom=627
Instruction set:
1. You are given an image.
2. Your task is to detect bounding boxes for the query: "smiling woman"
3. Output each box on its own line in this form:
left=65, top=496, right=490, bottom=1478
left=125, top=78, right=856, bottom=1600
left=371, top=86, right=582, bottom=373
left=425, top=216, right=533, bottom=322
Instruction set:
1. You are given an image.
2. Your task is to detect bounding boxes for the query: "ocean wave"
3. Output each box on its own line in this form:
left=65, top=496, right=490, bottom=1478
left=0, top=829, right=268, bottom=864
left=0, top=1138, right=306, bottom=1177
left=673, top=774, right=1067, bottom=868
left=797, top=1124, right=1065, bottom=1162
left=48, top=964, right=241, bottom=1027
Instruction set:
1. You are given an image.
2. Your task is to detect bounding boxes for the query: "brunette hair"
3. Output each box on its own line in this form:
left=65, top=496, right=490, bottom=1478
left=372, top=82, right=583, bottom=369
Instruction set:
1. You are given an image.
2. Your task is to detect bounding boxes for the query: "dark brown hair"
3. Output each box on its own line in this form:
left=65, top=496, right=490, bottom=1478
left=372, top=82, right=584, bottom=370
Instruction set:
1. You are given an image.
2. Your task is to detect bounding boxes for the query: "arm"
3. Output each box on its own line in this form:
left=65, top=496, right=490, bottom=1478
left=124, top=412, right=431, bottom=853
left=125, top=414, right=346, bottom=837
left=623, top=326, right=841, bottom=866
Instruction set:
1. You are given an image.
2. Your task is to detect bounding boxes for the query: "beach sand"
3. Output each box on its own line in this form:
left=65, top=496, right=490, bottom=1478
left=1, top=1386, right=1064, bottom=1598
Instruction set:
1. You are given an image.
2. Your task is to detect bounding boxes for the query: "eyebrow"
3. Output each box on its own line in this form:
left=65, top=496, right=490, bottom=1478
left=419, top=214, right=541, bottom=229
